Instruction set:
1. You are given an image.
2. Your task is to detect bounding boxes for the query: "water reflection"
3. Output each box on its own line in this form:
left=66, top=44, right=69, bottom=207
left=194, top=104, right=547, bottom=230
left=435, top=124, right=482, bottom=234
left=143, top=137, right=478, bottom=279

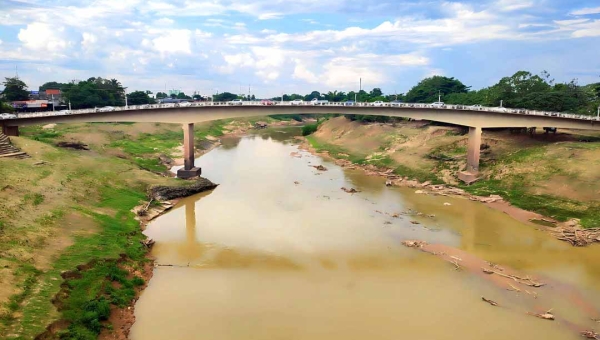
left=133, top=127, right=600, bottom=340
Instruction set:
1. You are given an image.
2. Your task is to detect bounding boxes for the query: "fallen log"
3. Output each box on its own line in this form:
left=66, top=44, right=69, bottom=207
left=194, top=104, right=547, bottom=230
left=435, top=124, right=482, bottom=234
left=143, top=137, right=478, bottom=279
left=481, top=297, right=498, bottom=306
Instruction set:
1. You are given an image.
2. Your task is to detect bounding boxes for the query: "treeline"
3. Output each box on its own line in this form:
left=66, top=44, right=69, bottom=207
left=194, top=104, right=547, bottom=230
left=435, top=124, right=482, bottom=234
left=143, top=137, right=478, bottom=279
left=2, top=70, right=599, bottom=114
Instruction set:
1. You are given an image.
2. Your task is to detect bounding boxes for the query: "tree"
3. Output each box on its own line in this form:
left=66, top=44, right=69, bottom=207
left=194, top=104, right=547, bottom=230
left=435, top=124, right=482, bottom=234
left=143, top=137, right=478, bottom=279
left=2, top=77, right=30, bottom=101
left=370, top=88, right=383, bottom=97
left=405, top=76, right=469, bottom=103
left=61, top=77, right=126, bottom=109
left=213, top=92, right=239, bottom=102
left=39, top=81, right=68, bottom=92
left=127, top=91, right=154, bottom=105
left=156, top=92, right=168, bottom=99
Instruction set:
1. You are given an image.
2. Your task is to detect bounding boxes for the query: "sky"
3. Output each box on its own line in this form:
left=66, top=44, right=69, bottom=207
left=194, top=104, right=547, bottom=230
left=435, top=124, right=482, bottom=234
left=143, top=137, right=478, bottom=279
left=0, top=0, right=599, bottom=98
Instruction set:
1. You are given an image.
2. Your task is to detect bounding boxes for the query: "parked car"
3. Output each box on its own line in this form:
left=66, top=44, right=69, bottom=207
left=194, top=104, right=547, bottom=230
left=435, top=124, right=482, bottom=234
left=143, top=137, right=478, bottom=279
left=228, top=99, right=243, bottom=106
left=344, top=100, right=355, bottom=106
left=469, top=104, right=482, bottom=109
left=372, top=101, right=386, bottom=107
left=178, top=101, right=192, bottom=107
left=431, top=102, right=445, bottom=108
left=58, top=109, right=71, bottom=115
left=97, top=106, right=115, bottom=112
left=290, top=99, right=304, bottom=106
left=390, top=100, right=403, bottom=107
left=0, top=113, right=17, bottom=119
left=261, top=99, right=274, bottom=106
left=310, top=98, right=329, bottom=105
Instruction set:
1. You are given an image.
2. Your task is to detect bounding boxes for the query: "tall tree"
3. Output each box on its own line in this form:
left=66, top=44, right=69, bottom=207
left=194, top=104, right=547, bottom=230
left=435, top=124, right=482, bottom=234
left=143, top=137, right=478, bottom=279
left=2, top=77, right=30, bottom=101
left=404, top=76, right=469, bottom=103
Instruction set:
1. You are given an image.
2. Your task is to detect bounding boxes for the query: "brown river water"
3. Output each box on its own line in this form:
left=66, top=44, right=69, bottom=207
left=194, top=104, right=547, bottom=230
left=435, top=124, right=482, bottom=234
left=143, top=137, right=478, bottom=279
left=131, top=128, right=600, bottom=340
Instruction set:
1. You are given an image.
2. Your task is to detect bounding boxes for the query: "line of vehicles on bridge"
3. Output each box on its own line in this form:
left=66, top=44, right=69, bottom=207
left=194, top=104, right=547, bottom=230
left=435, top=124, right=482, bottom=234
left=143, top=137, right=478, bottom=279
left=2, top=100, right=598, bottom=122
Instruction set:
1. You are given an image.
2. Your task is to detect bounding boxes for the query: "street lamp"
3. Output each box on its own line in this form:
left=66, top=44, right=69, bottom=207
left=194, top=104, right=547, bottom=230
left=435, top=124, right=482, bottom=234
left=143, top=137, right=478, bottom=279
left=124, top=87, right=128, bottom=108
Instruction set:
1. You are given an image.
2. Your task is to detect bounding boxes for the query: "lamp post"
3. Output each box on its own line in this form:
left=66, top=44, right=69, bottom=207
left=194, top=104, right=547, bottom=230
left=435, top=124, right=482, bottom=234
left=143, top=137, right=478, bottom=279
left=124, top=87, right=128, bottom=108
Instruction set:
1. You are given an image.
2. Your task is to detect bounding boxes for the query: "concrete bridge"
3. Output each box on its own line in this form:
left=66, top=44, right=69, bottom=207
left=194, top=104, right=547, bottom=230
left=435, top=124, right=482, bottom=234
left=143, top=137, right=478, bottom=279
left=1, top=101, right=599, bottom=181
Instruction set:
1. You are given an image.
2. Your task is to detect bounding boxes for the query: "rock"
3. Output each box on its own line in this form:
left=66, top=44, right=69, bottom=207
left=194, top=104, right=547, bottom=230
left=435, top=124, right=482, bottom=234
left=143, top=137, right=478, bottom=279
left=420, top=181, right=431, bottom=187
left=341, top=187, right=360, bottom=194
left=313, top=165, right=328, bottom=171
left=385, top=180, right=392, bottom=187
left=294, top=181, right=300, bottom=185
left=443, top=202, right=452, bottom=206
left=55, top=141, right=90, bottom=150
left=149, top=177, right=218, bottom=200
left=410, top=220, right=420, bottom=224
left=402, top=240, right=427, bottom=248
left=415, top=190, right=425, bottom=194
left=158, top=154, right=174, bottom=165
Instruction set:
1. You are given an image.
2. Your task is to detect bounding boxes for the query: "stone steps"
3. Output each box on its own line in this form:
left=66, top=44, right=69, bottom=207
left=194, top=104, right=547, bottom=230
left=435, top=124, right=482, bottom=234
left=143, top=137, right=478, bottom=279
left=0, top=132, right=29, bottom=159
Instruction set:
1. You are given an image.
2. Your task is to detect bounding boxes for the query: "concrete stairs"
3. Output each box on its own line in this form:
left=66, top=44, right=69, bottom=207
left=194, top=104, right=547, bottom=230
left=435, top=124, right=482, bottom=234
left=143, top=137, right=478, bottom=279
left=0, top=133, right=29, bottom=159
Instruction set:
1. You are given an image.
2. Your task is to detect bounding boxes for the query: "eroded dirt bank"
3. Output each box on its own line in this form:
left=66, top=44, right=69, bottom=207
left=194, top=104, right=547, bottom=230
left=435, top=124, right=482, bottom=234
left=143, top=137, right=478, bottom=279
left=299, top=116, right=600, bottom=245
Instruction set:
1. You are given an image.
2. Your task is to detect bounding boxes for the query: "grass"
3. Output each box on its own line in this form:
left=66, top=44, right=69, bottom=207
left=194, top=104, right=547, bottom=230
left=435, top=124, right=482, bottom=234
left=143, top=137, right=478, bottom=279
left=0, top=128, right=183, bottom=339
left=463, top=178, right=600, bottom=228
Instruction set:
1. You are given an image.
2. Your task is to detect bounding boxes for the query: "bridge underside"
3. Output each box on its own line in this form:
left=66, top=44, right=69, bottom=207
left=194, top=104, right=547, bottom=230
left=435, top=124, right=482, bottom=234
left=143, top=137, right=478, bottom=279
left=4, top=107, right=600, bottom=182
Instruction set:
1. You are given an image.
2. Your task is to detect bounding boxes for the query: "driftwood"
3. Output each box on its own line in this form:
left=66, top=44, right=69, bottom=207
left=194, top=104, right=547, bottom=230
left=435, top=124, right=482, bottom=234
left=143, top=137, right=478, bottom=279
left=528, top=309, right=554, bottom=320
left=141, top=238, right=155, bottom=248
left=402, top=240, right=427, bottom=248
left=481, top=297, right=499, bottom=306
left=581, top=330, right=600, bottom=339
left=550, top=225, right=600, bottom=247
left=341, top=187, right=360, bottom=194
left=312, top=165, right=328, bottom=171
left=481, top=268, right=545, bottom=287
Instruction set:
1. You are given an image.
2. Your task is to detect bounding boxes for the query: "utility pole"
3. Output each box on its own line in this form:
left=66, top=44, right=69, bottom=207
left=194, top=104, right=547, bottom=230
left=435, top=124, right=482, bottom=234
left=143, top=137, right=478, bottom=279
left=68, top=101, right=71, bottom=111
left=248, top=84, right=250, bottom=100
left=597, top=105, right=599, bottom=120
left=438, top=90, right=441, bottom=103
left=500, top=100, right=503, bottom=108
left=124, top=88, right=128, bottom=108
left=359, top=77, right=362, bottom=102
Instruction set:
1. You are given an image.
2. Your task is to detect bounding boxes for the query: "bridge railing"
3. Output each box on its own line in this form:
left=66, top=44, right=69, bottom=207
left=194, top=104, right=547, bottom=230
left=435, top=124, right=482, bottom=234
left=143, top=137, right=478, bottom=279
left=3, top=100, right=599, bottom=122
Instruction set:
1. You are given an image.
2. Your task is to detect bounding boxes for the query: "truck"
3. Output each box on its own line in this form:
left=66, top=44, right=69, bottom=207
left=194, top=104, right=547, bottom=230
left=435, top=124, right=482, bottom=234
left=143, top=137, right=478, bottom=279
left=310, top=98, right=329, bottom=106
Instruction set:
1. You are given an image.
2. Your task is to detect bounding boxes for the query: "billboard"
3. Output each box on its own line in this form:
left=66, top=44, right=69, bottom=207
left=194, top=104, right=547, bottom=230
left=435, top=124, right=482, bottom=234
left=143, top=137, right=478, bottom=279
left=30, top=91, right=39, bottom=95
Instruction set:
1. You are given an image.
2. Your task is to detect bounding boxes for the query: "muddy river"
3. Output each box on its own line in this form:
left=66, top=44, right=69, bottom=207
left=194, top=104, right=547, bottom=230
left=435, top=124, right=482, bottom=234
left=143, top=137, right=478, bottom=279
left=131, top=128, right=600, bottom=340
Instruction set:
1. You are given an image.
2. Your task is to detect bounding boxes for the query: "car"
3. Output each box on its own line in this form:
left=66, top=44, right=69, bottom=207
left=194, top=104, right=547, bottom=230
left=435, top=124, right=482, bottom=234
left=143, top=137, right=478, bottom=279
left=431, top=102, right=445, bottom=108
left=228, top=99, right=243, bottom=106
left=58, top=109, right=71, bottom=115
left=290, top=99, right=304, bottom=106
left=97, top=106, right=115, bottom=112
left=469, top=104, right=482, bottom=109
left=344, top=100, right=355, bottom=106
left=261, top=99, right=274, bottom=106
left=372, top=101, right=385, bottom=107
left=310, top=98, right=329, bottom=105
left=178, top=101, right=192, bottom=107
left=0, top=113, right=17, bottom=119
left=390, top=100, right=403, bottom=107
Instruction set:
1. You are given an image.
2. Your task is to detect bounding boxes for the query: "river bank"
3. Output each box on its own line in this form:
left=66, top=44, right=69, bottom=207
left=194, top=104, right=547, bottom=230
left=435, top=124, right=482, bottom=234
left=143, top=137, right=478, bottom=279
left=130, top=128, right=600, bottom=340
left=300, top=116, right=600, bottom=243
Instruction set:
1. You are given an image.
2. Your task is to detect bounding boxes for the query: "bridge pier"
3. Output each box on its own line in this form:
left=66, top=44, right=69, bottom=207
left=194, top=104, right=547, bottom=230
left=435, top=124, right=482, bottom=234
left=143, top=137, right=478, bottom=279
left=1, top=123, right=19, bottom=137
left=177, top=123, right=202, bottom=179
left=458, top=126, right=482, bottom=184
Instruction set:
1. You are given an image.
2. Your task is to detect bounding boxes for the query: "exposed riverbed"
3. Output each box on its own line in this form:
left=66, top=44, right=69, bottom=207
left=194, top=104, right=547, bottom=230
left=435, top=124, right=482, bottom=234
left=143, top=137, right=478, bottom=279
left=131, top=128, right=600, bottom=340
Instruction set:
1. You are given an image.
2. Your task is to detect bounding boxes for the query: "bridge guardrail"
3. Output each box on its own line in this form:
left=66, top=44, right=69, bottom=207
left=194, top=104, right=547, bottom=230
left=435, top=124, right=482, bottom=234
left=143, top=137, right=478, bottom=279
left=3, top=101, right=598, bottom=122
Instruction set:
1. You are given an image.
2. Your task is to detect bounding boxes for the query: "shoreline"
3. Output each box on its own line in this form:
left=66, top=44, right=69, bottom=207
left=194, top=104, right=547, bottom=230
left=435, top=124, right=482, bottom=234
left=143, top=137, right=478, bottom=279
left=297, top=135, right=598, bottom=246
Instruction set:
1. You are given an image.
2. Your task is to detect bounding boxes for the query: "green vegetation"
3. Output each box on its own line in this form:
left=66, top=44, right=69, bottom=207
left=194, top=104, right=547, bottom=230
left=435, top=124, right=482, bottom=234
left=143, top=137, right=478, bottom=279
left=269, top=114, right=303, bottom=122
left=302, top=123, right=319, bottom=136
left=463, top=179, right=600, bottom=228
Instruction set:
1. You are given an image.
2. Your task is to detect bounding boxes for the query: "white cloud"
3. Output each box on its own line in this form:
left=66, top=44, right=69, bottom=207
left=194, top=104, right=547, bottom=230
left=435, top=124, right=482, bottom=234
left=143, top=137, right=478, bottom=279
left=570, top=7, right=600, bottom=16
left=571, top=20, right=600, bottom=38
left=18, top=23, right=68, bottom=53
left=154, top=17, right=174, bottom=26
left=150, top=29, right=192, bottom=54
left=495, top=0, right=534, bottom=12
left=81, top=32, right=97, bottom=49
left=258, top=12, right=283, bottom=20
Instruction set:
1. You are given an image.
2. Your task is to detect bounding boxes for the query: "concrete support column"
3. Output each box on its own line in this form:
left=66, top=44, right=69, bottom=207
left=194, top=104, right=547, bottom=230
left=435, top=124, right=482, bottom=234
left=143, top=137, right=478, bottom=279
left=458, top=126, right=482, bottom=184
left=466, top=126, right=482, bottom=173
left=177, top=123, right=202, bottom=179
left=1, top=124, right=19, bottom=137
left=183, top=123, right=194, bottom=170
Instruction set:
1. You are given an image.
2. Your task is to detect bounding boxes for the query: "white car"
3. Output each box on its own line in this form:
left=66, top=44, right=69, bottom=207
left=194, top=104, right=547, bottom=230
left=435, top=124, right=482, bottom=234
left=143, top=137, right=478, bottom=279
left=178, top=101, right=192, bottom=107
left=290, top=99, right=304, bottom=106
left=228, top=99, right=243, bottom=105
left=97, top=106, right=115, bottom=112
left=372, top=101, right=385, bottom=107
left=431, top=102, right=445, bottom=108
left=0, top=113, right=17, bottom=119
left=469, top=104, right=482, bottom=109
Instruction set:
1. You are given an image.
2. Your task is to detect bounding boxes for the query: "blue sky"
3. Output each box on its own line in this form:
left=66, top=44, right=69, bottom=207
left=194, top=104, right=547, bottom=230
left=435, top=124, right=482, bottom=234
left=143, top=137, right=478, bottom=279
left=1, top=0, right=599, bottom=97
